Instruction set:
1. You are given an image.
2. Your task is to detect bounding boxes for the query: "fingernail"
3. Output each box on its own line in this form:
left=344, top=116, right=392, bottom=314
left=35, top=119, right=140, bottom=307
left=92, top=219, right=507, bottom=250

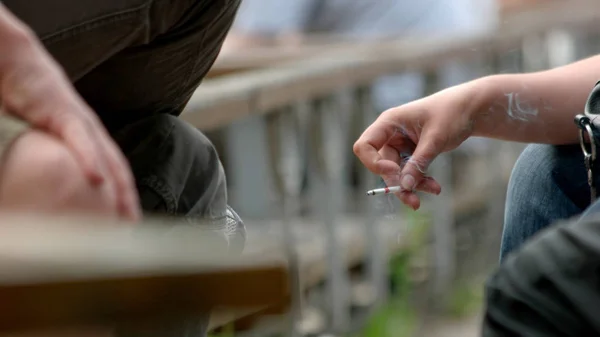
left=401, top=174, right=416, bottom=191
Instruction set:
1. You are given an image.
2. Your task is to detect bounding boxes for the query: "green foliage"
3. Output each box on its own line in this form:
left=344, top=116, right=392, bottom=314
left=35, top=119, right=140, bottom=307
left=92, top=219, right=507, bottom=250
left=403, top=208, right=432, bottom=251
left=444, top=280, right=485, bottom=318
left=360, top=299, right=417, bottom=337
left=353, top=208, right=432, bottom=337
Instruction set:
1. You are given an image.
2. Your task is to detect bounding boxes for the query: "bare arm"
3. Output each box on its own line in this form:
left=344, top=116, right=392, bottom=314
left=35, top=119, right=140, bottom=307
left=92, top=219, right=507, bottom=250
left=473, top=55, right=600, bottom=145
left=354, top=53, right=600, bottom=209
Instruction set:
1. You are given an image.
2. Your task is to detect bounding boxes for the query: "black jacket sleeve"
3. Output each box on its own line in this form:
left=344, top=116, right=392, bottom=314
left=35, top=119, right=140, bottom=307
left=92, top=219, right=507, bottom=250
left=482, top=215, right=600, bottom=337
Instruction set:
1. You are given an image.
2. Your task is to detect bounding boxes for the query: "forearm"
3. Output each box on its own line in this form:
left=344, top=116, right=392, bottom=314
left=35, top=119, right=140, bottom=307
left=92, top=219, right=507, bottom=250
left=472, top=54, right=600, bottom=144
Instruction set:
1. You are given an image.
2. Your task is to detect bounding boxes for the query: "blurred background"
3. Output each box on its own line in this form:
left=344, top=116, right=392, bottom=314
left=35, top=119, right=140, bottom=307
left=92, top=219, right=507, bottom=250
left=176, top=0, right=600, bottom=336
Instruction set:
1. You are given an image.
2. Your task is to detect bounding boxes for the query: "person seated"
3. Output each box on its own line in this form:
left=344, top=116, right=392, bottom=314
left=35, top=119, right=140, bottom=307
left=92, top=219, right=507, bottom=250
left=0, top=1, right=245, bottom=336
left=0, top=0, right=245, bottom=243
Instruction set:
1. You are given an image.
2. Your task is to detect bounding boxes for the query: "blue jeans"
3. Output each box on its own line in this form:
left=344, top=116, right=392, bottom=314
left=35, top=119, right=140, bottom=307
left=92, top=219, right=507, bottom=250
left=500, top=143, right=599, bottom=260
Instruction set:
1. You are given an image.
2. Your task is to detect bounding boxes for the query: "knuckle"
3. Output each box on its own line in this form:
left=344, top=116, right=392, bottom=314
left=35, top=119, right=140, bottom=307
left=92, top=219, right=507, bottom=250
left=379, top=107, right=398, bottom=119
left=426, top=129, right=447, bottom=151
left=352, top=140, right=363, bottom=156
left=55, top=113, right=83, bottom=136
left=429, top=135, right=446, bottom=152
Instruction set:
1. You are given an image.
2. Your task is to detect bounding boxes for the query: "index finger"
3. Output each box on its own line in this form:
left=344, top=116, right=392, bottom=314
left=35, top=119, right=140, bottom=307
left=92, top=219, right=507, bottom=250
left=97, top=130, right=140, bottom=222
left=353, top=117, right=400, bottom=175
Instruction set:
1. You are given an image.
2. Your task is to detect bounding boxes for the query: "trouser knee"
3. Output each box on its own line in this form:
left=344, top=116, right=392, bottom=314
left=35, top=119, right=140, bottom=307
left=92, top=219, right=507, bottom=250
left=507, top=144, right=589, bottom=211
left=501, top=144, right=590, bottom=259
left=113, top=114, right=227, bottom=217
left=112, top=114, right=245, bottom=252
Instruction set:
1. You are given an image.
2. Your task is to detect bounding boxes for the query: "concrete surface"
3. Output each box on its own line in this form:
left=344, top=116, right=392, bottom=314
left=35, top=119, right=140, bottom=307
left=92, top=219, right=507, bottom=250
left=421, top=314, right=482, bottom=337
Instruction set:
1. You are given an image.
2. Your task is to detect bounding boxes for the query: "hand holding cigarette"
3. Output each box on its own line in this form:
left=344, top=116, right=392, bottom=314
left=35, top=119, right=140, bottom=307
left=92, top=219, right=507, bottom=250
left=354, top=84, right=481, bottom=210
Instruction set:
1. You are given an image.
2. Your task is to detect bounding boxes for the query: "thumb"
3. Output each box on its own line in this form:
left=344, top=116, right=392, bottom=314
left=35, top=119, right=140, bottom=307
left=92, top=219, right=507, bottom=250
left=399, top=128, right=445, bottom=191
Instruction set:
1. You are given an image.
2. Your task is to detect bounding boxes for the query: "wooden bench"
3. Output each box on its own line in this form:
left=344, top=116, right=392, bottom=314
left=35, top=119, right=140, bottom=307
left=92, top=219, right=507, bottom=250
left=0, top=215, right=289, bottom=333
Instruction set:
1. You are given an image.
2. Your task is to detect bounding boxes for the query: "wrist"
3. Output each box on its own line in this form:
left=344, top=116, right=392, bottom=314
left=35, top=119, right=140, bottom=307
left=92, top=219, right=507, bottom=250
left=469, top=75, right=503, bottom=137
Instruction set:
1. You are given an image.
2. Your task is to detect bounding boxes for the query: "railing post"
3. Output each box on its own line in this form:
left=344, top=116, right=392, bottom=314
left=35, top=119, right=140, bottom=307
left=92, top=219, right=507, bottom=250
left=415, top=67, right=456, bottom=310
left=225, top=116, right=276, bottom=219
left=309, top=93, right=352, bottom=334
left=428, top=152, right=455, bottom=305
left=522, top=32, right=550, bottom=72
left=265, top=106, right=308, bottom=337
left=354, top=86, right=390, bottom=308
left=546, top=29, right=578, bottom=69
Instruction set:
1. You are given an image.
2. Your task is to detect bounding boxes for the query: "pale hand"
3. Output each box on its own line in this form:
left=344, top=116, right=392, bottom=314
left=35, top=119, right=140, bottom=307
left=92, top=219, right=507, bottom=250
left=353, top=84, right=480, bottom=210
left=0, top=4, right=140, bottom=221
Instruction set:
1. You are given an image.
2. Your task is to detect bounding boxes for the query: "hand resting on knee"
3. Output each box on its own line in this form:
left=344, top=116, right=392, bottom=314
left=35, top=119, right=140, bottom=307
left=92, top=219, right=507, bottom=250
left=0, top=127, right=121, bottom=218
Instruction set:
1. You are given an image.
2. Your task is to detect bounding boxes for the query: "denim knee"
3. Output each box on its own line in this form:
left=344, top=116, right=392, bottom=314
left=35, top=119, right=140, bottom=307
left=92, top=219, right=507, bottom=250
left=501, top=144, right=586, bottom=260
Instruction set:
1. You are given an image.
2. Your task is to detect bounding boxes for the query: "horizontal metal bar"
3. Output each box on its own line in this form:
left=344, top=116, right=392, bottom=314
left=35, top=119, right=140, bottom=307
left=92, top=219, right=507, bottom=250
left=183, top=1, right=600, bottom=130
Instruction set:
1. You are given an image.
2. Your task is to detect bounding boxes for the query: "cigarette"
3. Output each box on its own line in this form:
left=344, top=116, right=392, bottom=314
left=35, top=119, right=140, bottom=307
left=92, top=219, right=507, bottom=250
left=366, top=186, right=402, bottom=196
